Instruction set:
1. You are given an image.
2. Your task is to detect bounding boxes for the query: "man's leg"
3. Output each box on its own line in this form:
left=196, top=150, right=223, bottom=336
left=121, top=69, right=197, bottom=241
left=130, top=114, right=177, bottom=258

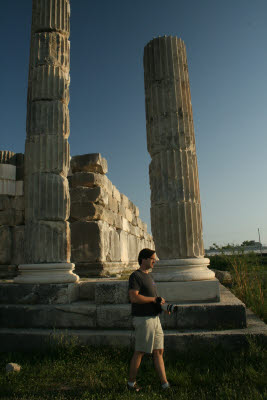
left=129, top=351, right=144, bottom=382
left=152, top=349, right=168, bottom=384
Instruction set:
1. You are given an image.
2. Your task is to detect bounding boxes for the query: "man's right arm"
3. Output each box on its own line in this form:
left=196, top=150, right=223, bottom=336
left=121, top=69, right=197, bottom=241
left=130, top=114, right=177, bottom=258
left=129, top=289, right=156, bottom=304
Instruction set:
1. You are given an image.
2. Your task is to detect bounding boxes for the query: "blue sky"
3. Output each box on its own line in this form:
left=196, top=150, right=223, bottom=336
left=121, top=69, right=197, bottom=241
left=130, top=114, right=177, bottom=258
left=1, top=0, right=266, bottom=248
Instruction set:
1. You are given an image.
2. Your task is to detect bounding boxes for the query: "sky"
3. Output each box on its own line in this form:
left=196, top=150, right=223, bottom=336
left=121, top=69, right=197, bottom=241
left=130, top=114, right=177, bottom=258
left=0, top=0, right=266, bottom=248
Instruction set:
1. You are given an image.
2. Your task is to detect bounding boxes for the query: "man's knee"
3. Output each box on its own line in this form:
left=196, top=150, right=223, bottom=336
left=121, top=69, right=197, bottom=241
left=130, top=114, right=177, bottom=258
left=134, top=350, right=145, bottom=358
left=153, top=349, right=164, bottom=357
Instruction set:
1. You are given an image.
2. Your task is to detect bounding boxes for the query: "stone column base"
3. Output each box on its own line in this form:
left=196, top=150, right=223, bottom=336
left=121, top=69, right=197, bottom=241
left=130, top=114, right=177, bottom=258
left=152, top=258, right=214, bottom=281
left=14, top=263, right=79, bottom=284
left=156, top=279, right=220, bottom=303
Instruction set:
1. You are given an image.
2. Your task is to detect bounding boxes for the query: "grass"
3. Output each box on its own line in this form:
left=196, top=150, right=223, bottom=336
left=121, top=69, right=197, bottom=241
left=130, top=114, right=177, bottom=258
left=208, top=251, right=267, bottom=323
left=0, top=340, right=266, bottom=400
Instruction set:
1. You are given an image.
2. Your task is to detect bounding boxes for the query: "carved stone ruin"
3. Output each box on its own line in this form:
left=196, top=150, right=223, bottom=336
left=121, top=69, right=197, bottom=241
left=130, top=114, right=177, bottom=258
left=14, top=0, right=78, bottom=283
left=144, top=36, right=220, bottom=301
left=0, top=150, right=154, bottom=279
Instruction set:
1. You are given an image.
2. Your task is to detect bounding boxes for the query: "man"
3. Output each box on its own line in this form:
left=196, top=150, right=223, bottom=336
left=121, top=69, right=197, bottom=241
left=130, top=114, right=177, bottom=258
left=127, top=248, right=170, bottom=391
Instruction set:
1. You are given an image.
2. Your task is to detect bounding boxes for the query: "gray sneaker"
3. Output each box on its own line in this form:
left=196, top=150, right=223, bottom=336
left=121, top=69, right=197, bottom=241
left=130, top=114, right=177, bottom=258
left=127, top=382, right=142, bottom=392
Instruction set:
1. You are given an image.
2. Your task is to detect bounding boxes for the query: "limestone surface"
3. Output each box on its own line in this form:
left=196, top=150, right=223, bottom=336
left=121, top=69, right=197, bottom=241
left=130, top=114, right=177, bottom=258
left=25, top=135, right=70, bottom=176
left=25, top=173, right=70, bottom=221
left=17, top=0, right=78, bottom=283
left=25, top=221, right=71, bottom=264
left=0, top=226, right=12, bottom=264
left=70, top=153, right=108, bottom=175
left=144, top=36, right=204, bottom=261
left=31, top=32, right=70, bottom=72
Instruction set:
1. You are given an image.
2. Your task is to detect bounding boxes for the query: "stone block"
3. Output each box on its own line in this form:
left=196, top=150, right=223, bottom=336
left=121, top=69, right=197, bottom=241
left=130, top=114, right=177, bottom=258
left=0, top=302, right=97, bottom=329
left=103, top=175, right=113, bottom=194
left=120, top=193, right=129, bottom=208
left=0, top=151, right=16, bottom=165
left=31, top=32, right=70, bottom=72
left=78, top=281, right=95, bottom=300
left=15, top=154, right=24, bottom=180
left=122, top=217, right=130, bottom=233
left=0, top=283, right=79, bottom=305
left=136, top=217, right=143, bottom=229
left=15, top=153, right=24, bottom=168
left=107, top=195, right=118, bottom=213
left=70, top=186, right=108, bottom=206
left=134, top=205, right=139, bottom=217
left=118, top=203, right=127, bottom=219
left=0, top=209, right=24, bottom=226
left=25, top=173, right=70, bottom=221
left=128, top=234, right=139, bottom=261
left=13, top=197, right=24, bottom=211
left=0, top=180, right=16, bottom=196
left=15, top=182, right=24, bottom=196
left=70, top=153, right=108, bottom=175
left=30, top=65, right=70, bottom=103
left=125, top=208, right=133, bottom=223
left=71, top=220, right=109, bottom=262
left=73, top=261, right=138, bottom=278
left=70, top=202, right=103, bottom=222
left=112, top=185, right=121, bottom=202
left=0, top=226, right=12, bottom=264
left=212, top=269, right=232, bottom=285
left=0, top=195, right=8, bottom=210
left=114, top=214, right=123, bottom=230
left=16, top=167, right=24, bottom=181
left=32, top=0, right=70, bottom=37
left=25, top=221, right=71, bottom=263
left=0, top=195, right=24, bottom=212
left=156, top=280, right=220, bottom=303
left=97, top=304, right=132, bottom=328
left=0, top=265, right=18, bottom=279
left=11, top=226, right=25, bottom=265
left=129, top=224, right=140, bottom=237
left=131, top=216, right=138, bottom=226
left=27, top=100, right=69, bottom=137
left=25, top=136, right=70, bottom=176
left=118, top=230, right=128, bottom=262
left=0, top=165, right=16, bottom=180
left=95, top=281, right=129, bottom=304
left=69, top=171, right=104, bottom=188
left=108, top=228, right=121, bottom=261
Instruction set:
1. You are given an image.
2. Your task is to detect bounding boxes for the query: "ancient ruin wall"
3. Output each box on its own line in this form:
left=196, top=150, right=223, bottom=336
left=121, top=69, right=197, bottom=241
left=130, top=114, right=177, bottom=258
left=0, top=151, right=154, bottom=278
left=69, top=153, right=154, bottom=277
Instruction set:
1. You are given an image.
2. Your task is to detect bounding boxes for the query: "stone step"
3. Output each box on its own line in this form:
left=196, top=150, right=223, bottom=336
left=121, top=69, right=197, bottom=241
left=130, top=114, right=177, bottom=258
left=0, top=298, right=246, bottom=330
left=0, top=310, right=266, bottom=353
left=0, top=282, right=79, bottom=305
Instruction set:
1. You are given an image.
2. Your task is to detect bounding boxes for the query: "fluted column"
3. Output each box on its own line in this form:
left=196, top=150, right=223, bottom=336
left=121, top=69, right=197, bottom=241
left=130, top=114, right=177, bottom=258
left=144, top=36, right=216, bottom=289
left=15, top=0, right=78, bottom=283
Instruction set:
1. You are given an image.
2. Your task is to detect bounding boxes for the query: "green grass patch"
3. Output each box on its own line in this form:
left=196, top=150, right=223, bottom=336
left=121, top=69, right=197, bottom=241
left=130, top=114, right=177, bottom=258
left=208, top=251, right=267, bottom=324
left=0, top=340, right=266, bottom=400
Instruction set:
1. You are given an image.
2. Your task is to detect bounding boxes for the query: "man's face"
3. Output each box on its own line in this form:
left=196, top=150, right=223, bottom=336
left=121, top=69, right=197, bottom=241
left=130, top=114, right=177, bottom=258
left=143, top=253, right=157, bottom=270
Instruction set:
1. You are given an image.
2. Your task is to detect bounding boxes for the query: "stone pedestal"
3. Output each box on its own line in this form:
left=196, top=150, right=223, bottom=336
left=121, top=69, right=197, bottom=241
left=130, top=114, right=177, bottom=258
left=144, top=36, right=219, bottom=300
left=14, top=0, right=78, bottom=284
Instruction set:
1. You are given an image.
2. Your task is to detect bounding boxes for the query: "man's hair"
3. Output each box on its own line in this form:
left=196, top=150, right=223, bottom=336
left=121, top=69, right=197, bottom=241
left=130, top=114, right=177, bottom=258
left=138, top=248, right=155, bottom=266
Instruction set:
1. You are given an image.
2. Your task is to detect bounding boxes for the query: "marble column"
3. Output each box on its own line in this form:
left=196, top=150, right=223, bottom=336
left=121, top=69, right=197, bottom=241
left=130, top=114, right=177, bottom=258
left=15, top=0, right=78, bottom=283
left=144, top=36, right=219, bottom=301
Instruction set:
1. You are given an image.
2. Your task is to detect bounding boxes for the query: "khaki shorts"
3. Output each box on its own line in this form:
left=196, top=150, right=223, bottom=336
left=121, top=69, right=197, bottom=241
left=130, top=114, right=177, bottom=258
left=133, top=315, right=164, bottom=354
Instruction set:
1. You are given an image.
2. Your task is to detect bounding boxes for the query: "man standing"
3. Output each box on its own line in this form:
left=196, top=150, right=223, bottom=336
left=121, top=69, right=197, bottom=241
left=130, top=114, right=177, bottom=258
left=127, top=248, right=170, bottom=391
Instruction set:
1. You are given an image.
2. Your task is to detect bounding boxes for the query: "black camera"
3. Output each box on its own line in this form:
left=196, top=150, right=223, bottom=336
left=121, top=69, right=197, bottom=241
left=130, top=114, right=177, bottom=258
left=156, top=297, right=178, bottom=313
